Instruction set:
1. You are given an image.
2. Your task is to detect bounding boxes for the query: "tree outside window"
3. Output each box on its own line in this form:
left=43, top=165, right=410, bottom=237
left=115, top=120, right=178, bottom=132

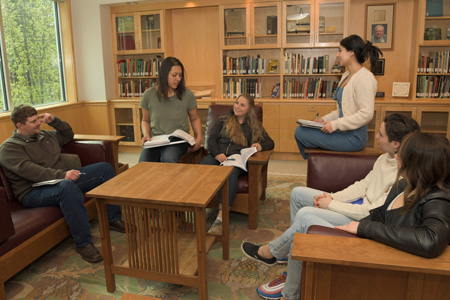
left=0, top=0, right=65, bottom=111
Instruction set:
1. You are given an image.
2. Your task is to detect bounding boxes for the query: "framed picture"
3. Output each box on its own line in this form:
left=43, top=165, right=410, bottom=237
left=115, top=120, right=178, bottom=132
left=392, top=82, right=410, bottom=97
left=365, top=3, right=395, bottom=50
left=373, top=58, right=385, bottom=75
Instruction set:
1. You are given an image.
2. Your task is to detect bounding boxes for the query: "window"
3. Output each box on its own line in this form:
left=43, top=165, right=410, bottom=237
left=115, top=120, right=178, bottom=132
left=0, top=0, right=65, bottom=111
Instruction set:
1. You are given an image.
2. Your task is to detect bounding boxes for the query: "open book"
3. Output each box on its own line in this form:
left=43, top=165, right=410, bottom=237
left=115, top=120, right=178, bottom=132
left=296, top=119, right=324, bottom=129
left=220, top=147, right=257, bottom=172
left=143, top=129, right=196, bottom=149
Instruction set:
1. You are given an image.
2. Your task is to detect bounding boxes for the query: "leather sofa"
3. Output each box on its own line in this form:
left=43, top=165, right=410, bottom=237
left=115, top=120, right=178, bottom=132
left=0, top=139, right=116, bottom=299
left=306, top=152, right=378, bottom=238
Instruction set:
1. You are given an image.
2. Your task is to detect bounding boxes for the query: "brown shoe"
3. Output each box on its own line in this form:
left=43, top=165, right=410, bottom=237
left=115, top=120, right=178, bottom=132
left=76, top=243, right=103, bottom=263
left=109, top=219, right=126, bottom=233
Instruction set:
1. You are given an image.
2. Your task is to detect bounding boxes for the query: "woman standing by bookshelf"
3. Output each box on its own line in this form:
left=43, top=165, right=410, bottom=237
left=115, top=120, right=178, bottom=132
left=295, top=34, right=383, bottom=159
left=139, top=57, right=202, bottom=163
left=201, top=94, right=274, bottom=233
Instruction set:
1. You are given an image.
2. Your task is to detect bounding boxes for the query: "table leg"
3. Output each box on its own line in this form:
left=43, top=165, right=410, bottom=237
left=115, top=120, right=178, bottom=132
left=96, top=199, right=116, bottom=292
left=221, top=178, right=229, bottom=260
left=195, top=207, right=208, bottom=300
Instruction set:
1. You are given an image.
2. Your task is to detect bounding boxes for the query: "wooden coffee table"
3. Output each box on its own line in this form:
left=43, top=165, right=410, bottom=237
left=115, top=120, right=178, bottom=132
left=87, top=162, right=233, bottom=299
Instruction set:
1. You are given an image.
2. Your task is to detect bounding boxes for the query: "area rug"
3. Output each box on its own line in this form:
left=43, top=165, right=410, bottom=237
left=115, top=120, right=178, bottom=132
left=5, top=175, right=305, bottom=300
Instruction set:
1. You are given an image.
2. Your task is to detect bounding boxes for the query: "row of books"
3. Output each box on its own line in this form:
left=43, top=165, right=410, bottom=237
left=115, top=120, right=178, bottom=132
left=117, top=56, right=162, bottom=77
left=417, top=51, right=450, bottom=74
left=223, top=78, right=262, bottom=99
left=284, top=54, right=328, bottom=75
left=283, top=78, right=339, bottom=99
left=284, top=53, right=345, bottom=75
left=416, top=75, right=450, bottom=98
left=118, top=80, right=156, bottom=97
left=223, top=55, right=274, bottom=75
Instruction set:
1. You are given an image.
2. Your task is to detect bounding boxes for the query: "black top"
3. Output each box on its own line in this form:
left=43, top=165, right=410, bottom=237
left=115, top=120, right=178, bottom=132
left=358, top=179, right=450, bottom=258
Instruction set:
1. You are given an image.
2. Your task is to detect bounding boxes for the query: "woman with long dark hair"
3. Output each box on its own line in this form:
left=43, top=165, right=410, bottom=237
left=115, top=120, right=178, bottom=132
left=337, top=132, right=450, bottom=258
left=139, top=57, right=202, bottom=162
left=295, top=34, right=383, bottom=159
left=201, top=94, right=274, bottom=233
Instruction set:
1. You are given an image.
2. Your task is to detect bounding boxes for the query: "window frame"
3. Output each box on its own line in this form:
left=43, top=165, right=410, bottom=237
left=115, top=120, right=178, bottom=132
left=0, top=0, right=77, bottom=114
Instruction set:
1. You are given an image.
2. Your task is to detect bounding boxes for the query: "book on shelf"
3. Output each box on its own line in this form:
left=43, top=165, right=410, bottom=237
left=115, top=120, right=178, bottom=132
left=426, top=0, right=443, bottom=17
left=283, top=78, right=339, bottom=99
left=223, top=77, right=262, bottom=99
left=416, top=75, right=450, bottom=98
left=417, top=51, right=450, bottom=74
left=223, top=55, right=267, bottom=75
left=143, top=129, right=195, bottom=148
left=117, top=56, right=162, bottom=77
left=118, top=34, right=135, bottom=51
left=268, top=59, right=278, bottom=73
left=225, top=9, right=245, bottom=36
left=32, top=179, right=65, bottom=187
left=296, top=119, right=324, bottom=129
left=271, top=83, right=280, bottom=98
left=220, top=147, right=257, bottom=172
left=331, top=57, right=345, bottom=73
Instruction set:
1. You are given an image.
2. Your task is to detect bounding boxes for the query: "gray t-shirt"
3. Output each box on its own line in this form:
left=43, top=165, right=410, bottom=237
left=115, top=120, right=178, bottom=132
left=140, top=87, right=197, bottom=136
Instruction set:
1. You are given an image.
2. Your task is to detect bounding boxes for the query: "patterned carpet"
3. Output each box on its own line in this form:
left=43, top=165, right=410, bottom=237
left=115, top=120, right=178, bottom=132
left=5, top=175, right=305, bottom=300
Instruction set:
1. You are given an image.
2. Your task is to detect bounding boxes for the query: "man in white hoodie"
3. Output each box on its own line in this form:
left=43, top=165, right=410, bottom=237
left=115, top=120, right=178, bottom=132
left=241, top=113, right=420, bottom=300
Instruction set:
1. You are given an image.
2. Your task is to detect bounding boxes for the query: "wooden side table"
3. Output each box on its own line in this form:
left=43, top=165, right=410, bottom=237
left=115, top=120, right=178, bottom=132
left=87, top=162, right=233, bottom=299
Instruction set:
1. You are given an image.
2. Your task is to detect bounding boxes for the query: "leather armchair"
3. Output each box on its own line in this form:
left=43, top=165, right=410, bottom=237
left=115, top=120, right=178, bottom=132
left=306, top=152, right=378, bottom=236
left=183, top=104, right=273, bottom=229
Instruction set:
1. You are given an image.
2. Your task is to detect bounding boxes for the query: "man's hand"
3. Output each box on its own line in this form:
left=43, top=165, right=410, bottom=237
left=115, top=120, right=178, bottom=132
left=65, top=169, right=82, bottom=181
left=38, top=113, right=54, bottom=124
left=314, top=193, right=333, bottom=209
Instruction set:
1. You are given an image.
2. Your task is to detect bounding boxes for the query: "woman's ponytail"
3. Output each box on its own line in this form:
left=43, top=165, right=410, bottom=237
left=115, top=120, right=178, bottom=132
left=364, top=41, right=383, bottom=73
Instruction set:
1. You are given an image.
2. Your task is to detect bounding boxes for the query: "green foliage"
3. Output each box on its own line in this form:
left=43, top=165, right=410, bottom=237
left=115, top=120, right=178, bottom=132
left=1, top=0, right=64, bottom=107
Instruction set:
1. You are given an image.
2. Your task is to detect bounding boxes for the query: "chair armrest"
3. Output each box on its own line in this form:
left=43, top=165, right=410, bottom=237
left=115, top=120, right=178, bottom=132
left=73, top=134, right=124, bottom=143
left=307, top=225, right=359, bottom=239
left=248, top=149, right=273, bottom=164
left=179, top=147, right=207, bottom=164
left=62, top=140, right=114, bottom=167
left=292, top=233, right=450, bottom=275
left=0, top=186, right=15, bottom=243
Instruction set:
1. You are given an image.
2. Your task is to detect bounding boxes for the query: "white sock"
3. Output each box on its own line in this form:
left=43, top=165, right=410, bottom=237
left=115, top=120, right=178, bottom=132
left=216, top=216, right=222, bottom=222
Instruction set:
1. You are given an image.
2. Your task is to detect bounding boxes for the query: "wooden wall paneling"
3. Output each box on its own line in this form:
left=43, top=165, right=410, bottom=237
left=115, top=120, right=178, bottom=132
left=78, top=102, right=110, bottom=135
left=59, top=0, right=78, bottom=103
left=169, top=6, right=221, bottom=98
left=348, top=0, right=416, bottom=98
left=262, top=103, right=280, bottom=151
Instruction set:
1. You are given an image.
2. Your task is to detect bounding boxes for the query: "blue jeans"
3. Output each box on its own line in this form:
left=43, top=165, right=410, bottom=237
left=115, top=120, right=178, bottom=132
left=268, top=187, right=354, bottom=300
left=22, top=162, right=121, bottom=248
left=139, top=142, right=190, bottom=163
left=200, top=154, right=246, bottom=207
left=294, top=125, right=368, bottom=159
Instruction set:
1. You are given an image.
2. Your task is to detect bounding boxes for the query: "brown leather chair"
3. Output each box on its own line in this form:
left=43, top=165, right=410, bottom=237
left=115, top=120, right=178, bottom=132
left=183, top=104, right=273, bottom=229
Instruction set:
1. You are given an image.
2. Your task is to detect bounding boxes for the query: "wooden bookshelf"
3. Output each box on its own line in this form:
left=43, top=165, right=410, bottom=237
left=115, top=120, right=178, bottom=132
left=104, top=0, right=450, bottom=153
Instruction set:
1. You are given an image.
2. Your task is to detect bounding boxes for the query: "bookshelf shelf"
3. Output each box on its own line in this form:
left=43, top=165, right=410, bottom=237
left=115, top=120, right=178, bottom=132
left=283, top=73, right=343, bottom=77
left=223, top=74, right=280, bottom=77
left=118, top=76, right=159, bottom=79
left=425, top=16, right=450, bottom=21
left=318, top=32, right=344, bottom=36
